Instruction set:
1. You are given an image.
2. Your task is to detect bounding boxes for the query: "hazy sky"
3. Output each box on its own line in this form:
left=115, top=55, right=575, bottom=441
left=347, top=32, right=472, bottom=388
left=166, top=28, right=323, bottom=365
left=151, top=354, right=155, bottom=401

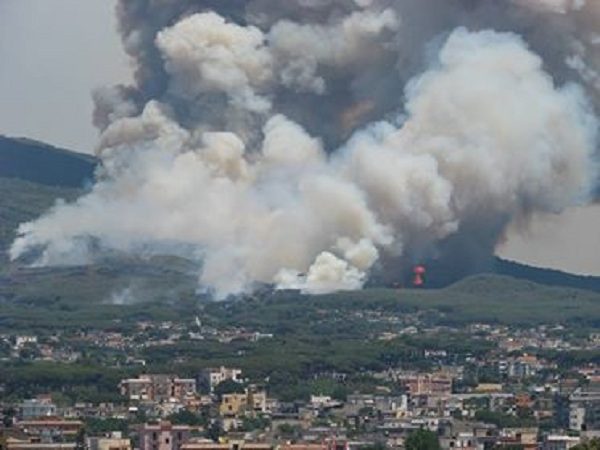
left=0, top=0, right=130, bottom=153
left=0, top=0, right=598, bottom=276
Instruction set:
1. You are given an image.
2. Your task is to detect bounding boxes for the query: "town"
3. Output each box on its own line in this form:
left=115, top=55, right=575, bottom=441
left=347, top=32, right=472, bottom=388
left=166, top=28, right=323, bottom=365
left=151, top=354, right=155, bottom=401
left=2, top=306, right=600, bottom=450
left=2, top=1, right=600, bottom=450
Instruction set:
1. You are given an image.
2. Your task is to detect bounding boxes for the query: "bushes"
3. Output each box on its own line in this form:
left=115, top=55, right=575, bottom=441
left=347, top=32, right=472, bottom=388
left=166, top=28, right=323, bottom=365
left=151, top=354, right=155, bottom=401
left=405, top=429, right=440, bottom=450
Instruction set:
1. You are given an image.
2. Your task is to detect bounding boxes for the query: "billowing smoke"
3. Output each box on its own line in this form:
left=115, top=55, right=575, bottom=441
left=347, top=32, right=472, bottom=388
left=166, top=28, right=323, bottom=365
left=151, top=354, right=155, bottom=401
left=10, top=0, right=600, bottom=298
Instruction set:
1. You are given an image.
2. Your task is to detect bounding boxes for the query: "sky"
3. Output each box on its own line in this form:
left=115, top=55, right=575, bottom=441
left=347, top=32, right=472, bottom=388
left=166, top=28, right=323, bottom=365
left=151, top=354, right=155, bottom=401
left=0, top=0, right=598, bottom=276
left=0, top=0, right=130, bottom=153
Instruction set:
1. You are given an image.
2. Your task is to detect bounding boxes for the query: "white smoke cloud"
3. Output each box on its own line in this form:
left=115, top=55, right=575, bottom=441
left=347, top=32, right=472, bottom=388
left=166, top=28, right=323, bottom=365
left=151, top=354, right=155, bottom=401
left=155, top=7, right=399, bottom=108
left=275, top=251, right=365, bottom=294
left=10, top=9, right=599, bottom=299
left=156, top=12, right=274, bottom=113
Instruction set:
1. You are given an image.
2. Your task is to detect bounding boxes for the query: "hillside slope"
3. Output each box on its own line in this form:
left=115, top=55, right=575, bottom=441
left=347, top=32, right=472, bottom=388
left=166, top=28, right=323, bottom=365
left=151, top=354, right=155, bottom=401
left=0, top=177, right=81, bottom=253
left=0, top=134, right=598, bottom=325
left=493, top=257, right=600, bottom=293
left=0, top=135, right=97, bottom=188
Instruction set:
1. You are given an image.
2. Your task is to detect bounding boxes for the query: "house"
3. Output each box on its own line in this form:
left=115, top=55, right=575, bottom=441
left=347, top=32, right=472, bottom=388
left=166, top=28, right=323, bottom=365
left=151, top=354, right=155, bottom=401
left=119, top=375, right=196, bottom=402
left=543, top=435, right=581, bottom=450
left=19, top=397, right=57, bottom=420
left=182, top=441, right=272, bottom=450
left=15, top=419, right=83, bottom=439
left=87, top=432, right=132, bottom=450
left=199, top=367, right=242, bottom=393
left=569, top=386, right=600, bottom=431
left=138, top=421, right=197, bottom=450
left=220, top=386, right=268, bottom=418
left=5, top=438, right=76, bottom=450
left=399, top=373, right=452, bottom=396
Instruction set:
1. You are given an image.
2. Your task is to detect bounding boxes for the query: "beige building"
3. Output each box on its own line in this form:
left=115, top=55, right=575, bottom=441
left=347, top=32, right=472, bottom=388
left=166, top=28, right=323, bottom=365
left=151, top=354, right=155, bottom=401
left=120, top=375, right=196, bottom=402
left=87, top=432, right=131, bottom=450
left=399, top=373, right=452, bottom=396
left=182, top=441, right=271, bottom=450
left=220, top=388, right=268, bottom=417
left=139, top=421, right=197, bottom=450
left=221, top=394, right=248, bottom=417
left=16, top=419, right=83, bottom=439
left=6, top=438, right=75, bottom=450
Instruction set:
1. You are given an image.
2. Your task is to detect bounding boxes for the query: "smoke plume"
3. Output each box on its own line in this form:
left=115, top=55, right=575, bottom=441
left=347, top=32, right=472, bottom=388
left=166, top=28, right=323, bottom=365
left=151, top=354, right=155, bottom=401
left=10, top=0, right=600, bottom=298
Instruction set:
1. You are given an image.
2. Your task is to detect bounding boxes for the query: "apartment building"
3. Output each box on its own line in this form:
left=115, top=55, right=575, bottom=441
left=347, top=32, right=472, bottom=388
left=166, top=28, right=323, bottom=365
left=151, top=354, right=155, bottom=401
left=119, top=375, right=196, bottom=402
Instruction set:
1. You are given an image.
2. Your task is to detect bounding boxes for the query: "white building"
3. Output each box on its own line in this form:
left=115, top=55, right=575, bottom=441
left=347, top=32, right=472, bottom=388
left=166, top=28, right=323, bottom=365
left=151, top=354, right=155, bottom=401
left=15, top=336, right=37, bottom=349
left=20, top=398, right=57, bottom=419
left=200, top=367, right=242, bottom=393
left=570, top=387, right=600, bottom=431
left=543, top=435, right=581, bottom=450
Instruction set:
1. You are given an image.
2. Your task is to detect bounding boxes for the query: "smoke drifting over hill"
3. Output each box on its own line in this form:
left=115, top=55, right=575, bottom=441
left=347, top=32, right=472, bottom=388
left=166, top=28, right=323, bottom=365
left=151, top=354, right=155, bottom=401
left=10, top=0, right=600, bottom=298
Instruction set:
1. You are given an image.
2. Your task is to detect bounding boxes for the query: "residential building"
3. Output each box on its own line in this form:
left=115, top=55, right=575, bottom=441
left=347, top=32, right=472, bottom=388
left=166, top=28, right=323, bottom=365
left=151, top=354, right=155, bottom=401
left=440, top=432, right=477, bottom=450
left=399, top=373, right=452, bottom=396
left=15, top=336, right=37, bottom=349
left=570, top=386, right=600, bottom=431
left=219, top=387, right=268, bottom=418
left=87, top=432, right=132, bottom=450
left=138, top=421, right=195, bottom=450
left=19, top=398, right=57, bottom=420
left=15, top=419, right=83, bottom=439
left=199, top=367, right=242, bottom=393
left=543, top=436, right=581, bottom=450
left=182, top=441, right=272, bottom=450
left=119, top=375, right=196, bottom=402
left=5, top=438, right=76, bottom=450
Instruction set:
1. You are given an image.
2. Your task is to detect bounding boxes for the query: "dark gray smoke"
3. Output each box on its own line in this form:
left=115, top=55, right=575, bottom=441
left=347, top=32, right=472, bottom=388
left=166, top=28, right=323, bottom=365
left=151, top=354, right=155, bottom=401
left=10, top=0, right=599, bottom=297
left=97, top=0, right=600, bottom=146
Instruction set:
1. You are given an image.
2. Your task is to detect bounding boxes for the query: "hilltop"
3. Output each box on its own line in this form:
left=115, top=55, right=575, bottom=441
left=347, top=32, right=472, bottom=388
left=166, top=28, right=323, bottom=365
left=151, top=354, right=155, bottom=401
left=0, top=135, right=97, bottom=188
left=0, top=134, right=598, bottom=332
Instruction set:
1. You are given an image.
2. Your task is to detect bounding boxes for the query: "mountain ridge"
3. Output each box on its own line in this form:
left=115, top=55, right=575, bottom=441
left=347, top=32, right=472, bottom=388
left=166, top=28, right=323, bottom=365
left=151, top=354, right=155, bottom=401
left=0, top=134, right=599, bottom=294
left=0, top=135, right=97, bottom=188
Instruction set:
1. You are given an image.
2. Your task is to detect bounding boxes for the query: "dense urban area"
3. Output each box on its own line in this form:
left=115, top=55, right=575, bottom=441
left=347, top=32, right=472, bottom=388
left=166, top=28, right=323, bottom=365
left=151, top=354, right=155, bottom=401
left=2, top=283, right=600, bottom=450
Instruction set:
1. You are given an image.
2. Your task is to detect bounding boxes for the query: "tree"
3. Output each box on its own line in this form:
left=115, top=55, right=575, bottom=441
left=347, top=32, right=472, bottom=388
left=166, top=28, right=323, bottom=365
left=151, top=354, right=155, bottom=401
left=405, top=429, right=440, bottom=450
left=167, top=409, right=206, bottom=426
left=214, top=379, right=245, bottom=400
left=206, top=420, right=222, bottom=443
left=277, top=423, right=301, bottom=439
left=75, top=428, right=86, bottom=450
left=573, top=439, right=600, bottom=450
left=2, top=408, right=15, bottom=428
left=359, top=444, right=386, bottom=450
left=240, top=415, right=271, bottom=432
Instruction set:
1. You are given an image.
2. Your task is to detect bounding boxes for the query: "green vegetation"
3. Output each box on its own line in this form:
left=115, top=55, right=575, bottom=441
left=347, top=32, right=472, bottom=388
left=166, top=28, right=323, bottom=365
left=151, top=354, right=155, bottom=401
left=1, top=148, right=600, bottom=335
left=214, top=379, right=246, bottom=398
left=573, top=439, right=600, bottom=450
left=166, top=409, right=208, bottom=426
left=1, top=139, right=600, bottom=406
left=84, top=417, right=129, bottom=435
left=405, top=429, right=440, bottom=450
left=0, top=361, right=129, bottom=403
left=240, top=415, right=271, bottom=432
left=0, top=176, right=80, bottom=262
left=474, top=410, right=536, bottom=429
